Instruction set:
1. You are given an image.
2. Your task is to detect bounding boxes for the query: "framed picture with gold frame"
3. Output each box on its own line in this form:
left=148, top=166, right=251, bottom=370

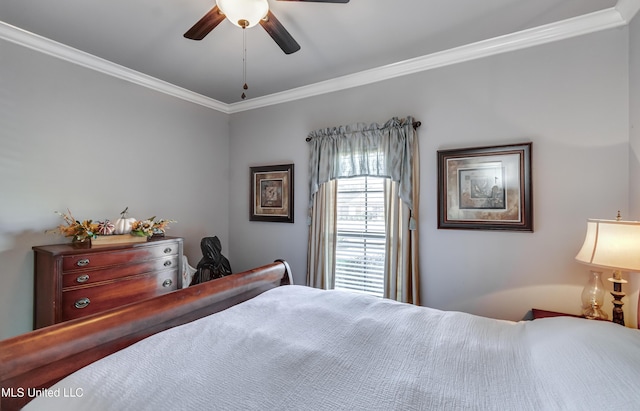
left=250, top=164, right=294, bottom=223
left=437, top=143, right=532, bottom=231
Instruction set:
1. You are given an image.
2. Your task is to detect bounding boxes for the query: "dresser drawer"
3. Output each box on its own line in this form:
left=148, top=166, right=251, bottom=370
left=61, top=270, right=178, bottom=321
left=62, top=242, right=179, bottom=272
left=61, top=255, right=178, bottom=288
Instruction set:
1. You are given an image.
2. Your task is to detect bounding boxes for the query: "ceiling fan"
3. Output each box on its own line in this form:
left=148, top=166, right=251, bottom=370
left=184, top=0, right=350, bottom=55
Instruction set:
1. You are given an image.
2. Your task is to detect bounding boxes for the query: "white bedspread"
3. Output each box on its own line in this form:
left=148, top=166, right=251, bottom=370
left=24, top=285, right=640, bottom=410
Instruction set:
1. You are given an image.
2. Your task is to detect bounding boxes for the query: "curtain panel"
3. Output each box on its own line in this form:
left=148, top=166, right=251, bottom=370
left=306, top=180, right=337, bottom=290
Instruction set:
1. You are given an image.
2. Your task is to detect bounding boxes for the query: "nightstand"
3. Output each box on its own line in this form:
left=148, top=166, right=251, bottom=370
left=531, top=308, right=615, bottom=323
left=531, top=308, right=583, bottom=320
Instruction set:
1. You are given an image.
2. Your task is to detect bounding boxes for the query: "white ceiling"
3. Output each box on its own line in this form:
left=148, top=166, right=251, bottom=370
left=0, top=0, right=632, bottom=110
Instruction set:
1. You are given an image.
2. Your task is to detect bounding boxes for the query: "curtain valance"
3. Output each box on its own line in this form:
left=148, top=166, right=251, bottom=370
left=307, top=116, right=417, bottom=211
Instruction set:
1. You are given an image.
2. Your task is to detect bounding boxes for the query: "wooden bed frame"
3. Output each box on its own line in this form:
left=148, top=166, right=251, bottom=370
left=0, top=260, right=291, bottom=411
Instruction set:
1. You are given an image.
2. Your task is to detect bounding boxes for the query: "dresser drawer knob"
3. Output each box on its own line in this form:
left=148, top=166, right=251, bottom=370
left=76, top=259, right=90, bottom=267
left=74, top=298, right=90, bottom=309
left=76, top=274, right=90, bottom=283
left=164, top=260, right=172, bottom=267
left=162, top=279, right=173, bottom=288
left=163, top=247, right=172, bottom=254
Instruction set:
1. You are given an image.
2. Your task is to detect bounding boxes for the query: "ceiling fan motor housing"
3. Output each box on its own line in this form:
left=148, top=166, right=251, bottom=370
left=216, top=0, right=269, bottom=28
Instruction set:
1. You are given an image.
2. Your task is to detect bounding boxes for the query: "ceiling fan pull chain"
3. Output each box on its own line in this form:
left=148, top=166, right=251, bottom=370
left=241, top=21, right=248, bottom=100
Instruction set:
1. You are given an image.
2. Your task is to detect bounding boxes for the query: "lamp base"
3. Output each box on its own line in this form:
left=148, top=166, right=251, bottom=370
left=581, top=271, right=607, bottom=320
left=582, top=304, right=608, bottom=320
left=610, top=290, right=625, bottom=326
left=608, top=270, right=627, bottom=327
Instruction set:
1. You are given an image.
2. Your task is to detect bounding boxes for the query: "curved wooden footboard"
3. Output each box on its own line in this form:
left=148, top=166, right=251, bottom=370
left=0, top=260, right=292, bottom=411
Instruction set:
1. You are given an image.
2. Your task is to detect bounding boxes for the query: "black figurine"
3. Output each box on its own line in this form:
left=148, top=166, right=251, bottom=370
left=189, top=236, right=232, bottom=286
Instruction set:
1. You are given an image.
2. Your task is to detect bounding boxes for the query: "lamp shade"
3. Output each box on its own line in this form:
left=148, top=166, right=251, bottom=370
left=216, top=0, right=269, bottom=28
left=575, top=219, right=640, bottom=271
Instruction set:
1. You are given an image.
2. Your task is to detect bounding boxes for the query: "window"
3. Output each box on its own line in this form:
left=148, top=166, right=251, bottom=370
left=335, top=176, right=386, bottom=297
left=306, top=117, right=419, bottom=303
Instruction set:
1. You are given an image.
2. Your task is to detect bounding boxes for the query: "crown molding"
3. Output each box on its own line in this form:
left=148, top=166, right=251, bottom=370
left=615, top=0, right=640, bottom=23
left=0, top=1, right=634, bottom=115
left=229, top=6, right=627, bottom=113
left=0, top=21, right=229, bottom=113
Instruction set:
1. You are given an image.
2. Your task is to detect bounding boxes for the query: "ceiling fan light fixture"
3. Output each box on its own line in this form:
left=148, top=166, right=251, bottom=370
left=216, top=0, right=269, bottom=28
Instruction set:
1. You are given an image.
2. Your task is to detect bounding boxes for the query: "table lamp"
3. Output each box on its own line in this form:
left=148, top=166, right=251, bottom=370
left=575, top=213, right=640, bottom=326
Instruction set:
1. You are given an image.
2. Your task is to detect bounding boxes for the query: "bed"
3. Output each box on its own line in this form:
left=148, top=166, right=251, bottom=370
left=1, top=260, right=639, bottom=410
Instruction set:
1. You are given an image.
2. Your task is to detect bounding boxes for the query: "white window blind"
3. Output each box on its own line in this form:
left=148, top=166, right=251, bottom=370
left=335, top=176, right=386, bottom=297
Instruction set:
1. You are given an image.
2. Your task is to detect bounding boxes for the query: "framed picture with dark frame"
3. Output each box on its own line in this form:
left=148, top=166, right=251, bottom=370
left=437, top=143, right=532, bottom=231
left=250, top=164, right=294, bottom=223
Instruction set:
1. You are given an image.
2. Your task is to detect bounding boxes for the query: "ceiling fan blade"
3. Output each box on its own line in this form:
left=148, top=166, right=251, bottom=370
left=276, top=0, right=349, bottom=3
left=259, top=11, right=301, bottom=55
left=184, top=6, right=226, bottom=40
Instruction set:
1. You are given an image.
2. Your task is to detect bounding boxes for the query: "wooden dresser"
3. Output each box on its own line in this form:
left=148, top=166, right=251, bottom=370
left=33, top=237, right=183, bottom=329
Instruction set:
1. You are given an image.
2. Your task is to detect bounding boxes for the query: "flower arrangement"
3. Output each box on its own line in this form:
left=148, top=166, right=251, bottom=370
left=130, top=217, right=176, bottom=237
left=48, top=209, right=176, bottom=244
left=47, top=209, right=98, bottom=244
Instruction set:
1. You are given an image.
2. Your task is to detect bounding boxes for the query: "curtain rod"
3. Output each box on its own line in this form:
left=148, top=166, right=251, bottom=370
left=305, top=120, right=421, bottom=142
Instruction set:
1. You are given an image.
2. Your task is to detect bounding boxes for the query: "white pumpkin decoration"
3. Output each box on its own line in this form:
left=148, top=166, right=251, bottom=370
left=114, top=207, right=136, bottom=235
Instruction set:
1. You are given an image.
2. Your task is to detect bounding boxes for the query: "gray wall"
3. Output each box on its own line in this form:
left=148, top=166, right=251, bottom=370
left=228, top=27, right=632, bottom=323
left=0, top=39, right=230, bottom=339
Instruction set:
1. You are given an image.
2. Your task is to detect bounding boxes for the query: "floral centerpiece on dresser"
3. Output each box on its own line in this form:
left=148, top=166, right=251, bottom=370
left=131, top=216, right=177, bottom=238
left=48, top=207, right=176, bottom=248
left=47, top=209, right=98, bottom=246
